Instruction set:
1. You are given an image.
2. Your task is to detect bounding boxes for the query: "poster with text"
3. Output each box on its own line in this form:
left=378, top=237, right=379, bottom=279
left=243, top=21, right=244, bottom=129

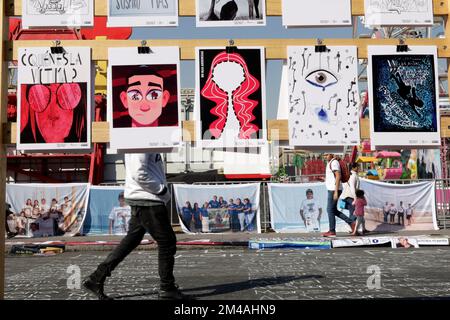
left=17, top=47, right=91, bottom=151
left=108, top=47, right=181, bottom=152
left=196, top=0, right=266, bottom=27
left=268, top=183, right=349, bottom=233
left=360, top=178, right=438, bottom=232
left=108, top=0, right=178, bottom=27
left=364, top=0, right=433, bottom=27
left=83, top=186, right=130, bottom=235
left=282, top=0, right=351, bottom=27
left=195, top=47, right=266, bottom=148
left=173, top=183, right=261, bottom=234
left=22, top=0, right=94, bottom=28
left=368, top=46, right=440, bottom=148
left=287, top=46, right=360, bottom=148
left=6, top=183, right=89, bottom=238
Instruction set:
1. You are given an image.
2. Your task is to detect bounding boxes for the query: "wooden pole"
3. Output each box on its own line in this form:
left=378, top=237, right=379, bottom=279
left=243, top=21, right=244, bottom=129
left=0, top=0, right=9, bottom=300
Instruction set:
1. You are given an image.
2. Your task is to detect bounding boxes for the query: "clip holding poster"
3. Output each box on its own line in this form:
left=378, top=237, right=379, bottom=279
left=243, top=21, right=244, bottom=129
left=138, top=40, right=153, bottom=55
left=226, top=39, right=237, bottom=54
left=315, top=39, right=328, bottom=53
left=50, top=40, right=64, bottom=55
left=396, top=39, right=409, bottom=53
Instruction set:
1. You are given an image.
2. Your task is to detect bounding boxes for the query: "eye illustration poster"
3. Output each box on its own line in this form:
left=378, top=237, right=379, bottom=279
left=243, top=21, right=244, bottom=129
left=22, top=0, right=94, bottom=28
left=17, top=47, right=91, bottom=152
left=282, top=0, right=352, bottom=27
left=107, top=0, right=178, bottom=27
left=108, top=47, right=181, bottom=152
left=364, top=0, right=433, bottom=27
left=367, top=46, right=440, bottom=148
left=196, top=0, right=266, bottom=27
left=195, top=47, right=266, bottom=148
left=287, top=46, right=360, bottom=148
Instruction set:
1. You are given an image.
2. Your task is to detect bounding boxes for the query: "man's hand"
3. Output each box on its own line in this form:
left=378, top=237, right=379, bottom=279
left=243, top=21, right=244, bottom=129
left=333, top=191, right=339, bottom=201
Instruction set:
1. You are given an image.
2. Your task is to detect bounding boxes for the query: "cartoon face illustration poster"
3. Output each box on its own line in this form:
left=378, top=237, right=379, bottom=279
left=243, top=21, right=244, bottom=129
left=364, top=0, right=433, bottom=27
left=195, top=47, right=267, bottom=148
left=287, top=46, right=360, bottom=148
left=108, top=47, right=181, bottom=152
left=196, top=0, right=266, bottom=27
left=17, top=47, right=91, bottom=152
left=368, top=46, right=440, bottom=148
left=107, top=0, right=178, bottom=27
left=282, top=0, right=351, bottom=27
left=22, top=0, right=94, bottom=28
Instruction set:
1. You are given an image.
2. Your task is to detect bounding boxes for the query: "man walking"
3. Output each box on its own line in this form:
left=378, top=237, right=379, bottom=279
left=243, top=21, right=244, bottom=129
left=83, top=153, right=188, bottom=300
left=322, top=154, right=356, bottom=237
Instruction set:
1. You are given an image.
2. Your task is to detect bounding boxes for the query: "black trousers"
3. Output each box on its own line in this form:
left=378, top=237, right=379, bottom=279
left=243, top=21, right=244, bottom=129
left=91, top=204, right=177, bottom=291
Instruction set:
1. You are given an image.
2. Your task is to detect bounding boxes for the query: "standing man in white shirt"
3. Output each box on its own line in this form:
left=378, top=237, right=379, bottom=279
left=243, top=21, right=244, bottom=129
left=322, top=154, right=356, bottom=237
left=108, top=192, right=131, bottom=235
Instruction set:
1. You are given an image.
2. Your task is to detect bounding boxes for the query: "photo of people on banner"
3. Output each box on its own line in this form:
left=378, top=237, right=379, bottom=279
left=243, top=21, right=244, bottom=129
left=268, top=183, right=349, bottom=233
left=5, top=183, right=89, bottom=238
left=359, top=179, right=439, bottom=232
left=83, top=186, right=130, bottom=236
left=173, top=183, right=261, bottom=233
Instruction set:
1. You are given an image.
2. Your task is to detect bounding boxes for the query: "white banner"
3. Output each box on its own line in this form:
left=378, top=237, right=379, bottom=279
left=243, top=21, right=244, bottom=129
left=173, top=183, right=261, bottom=234
left=6, top=183, right=89, bottom=238
left=360, top=179, right=438, bottom=232
left=268, top=183, right=349, bottom=233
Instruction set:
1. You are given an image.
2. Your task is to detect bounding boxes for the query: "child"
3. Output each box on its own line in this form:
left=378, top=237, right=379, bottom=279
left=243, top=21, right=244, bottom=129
left=352, top=190, right=368, bottom=236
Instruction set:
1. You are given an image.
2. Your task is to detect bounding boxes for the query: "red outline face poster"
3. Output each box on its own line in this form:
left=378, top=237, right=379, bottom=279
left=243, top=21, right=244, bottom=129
left=107, top=47, right=181, bottom=152
left=195, top=47, right=267, bottom=148
left=17, top=47, right=92, bottom=152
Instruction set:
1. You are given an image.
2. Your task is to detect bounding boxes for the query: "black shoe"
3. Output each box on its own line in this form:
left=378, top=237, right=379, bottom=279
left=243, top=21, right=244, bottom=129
left=158, top=285, right=192, bottom=300
left=82, top=277, right=113, bottom=300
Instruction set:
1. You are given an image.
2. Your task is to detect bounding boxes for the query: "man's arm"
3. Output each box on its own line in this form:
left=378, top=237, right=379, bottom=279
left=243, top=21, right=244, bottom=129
left=318, top=208, right=322, bottom=222
left=299, top=210, right=306, bottom=226
left=334, top=170, right=341, bottom=200
left=109, top=220, right=114, bottom=235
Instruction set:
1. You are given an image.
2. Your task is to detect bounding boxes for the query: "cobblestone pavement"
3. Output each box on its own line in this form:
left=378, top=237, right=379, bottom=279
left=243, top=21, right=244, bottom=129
left=5, top=247, right=450, bottom=300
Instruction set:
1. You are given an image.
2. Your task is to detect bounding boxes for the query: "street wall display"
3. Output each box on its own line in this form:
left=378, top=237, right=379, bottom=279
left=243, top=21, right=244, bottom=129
left=359, top=178, right=439, bottom=232
left=195, top=47, right=266, bottom=148
left=6, top=183, right=89, bottom=238
left=268, top=183, right=349, bottom=233
left=108, top=47, right=181, bottom=152
left=17, top=47, right=92, bottom=151
left=364, top=0, right=434, bottom=27
left=418, top=149, right=442, bottom=179
left=287, top=46, right=360, bottom=149
left=22, top=0, right=94, bottom=28
left=196, top=0, right=266, bottom=27
left=107, top=0, right=179, bottom=27
left=83, top=186, right=130, bottom=236
left=282, top=0, right=351, bottom=27
left=173, top=183, right=261, bottom=234
left=367, top=46, right=440, bottom=149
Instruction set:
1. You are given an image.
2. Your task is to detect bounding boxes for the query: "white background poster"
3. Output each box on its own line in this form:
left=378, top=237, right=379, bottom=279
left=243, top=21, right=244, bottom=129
left=196, top=0, right=266, bottom=27
left=282, top=0, right=352, bottom=27
left=17, top=47, right=92, bottom=151
left=360, top=178, right=438, bottom=232
left=367, top=46, right=440, bottom=149
left=195, top=47, right=267, bottom=148
left=268, top=183, right=349, bottom=233
left=22, top=0, right=94, bottom=28
left=108, top=47, right=182, bottom=152
left=6, top=183, right=89, bottom=238
left=364, top=0, right=434, bottom=27
left=108, top=0, right=179, bottom=27
left=173, top=183, right=261, bottom=234
left=287, top=46, right=360, bottom=148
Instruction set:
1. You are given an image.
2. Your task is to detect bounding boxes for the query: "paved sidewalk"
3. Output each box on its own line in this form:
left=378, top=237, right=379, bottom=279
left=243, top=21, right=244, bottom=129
left=5, top=228, right=450, bottom=252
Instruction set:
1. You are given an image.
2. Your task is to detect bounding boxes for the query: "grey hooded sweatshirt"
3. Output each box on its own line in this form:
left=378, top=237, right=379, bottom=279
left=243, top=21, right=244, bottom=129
left=124, top=153, right=171, bottom=205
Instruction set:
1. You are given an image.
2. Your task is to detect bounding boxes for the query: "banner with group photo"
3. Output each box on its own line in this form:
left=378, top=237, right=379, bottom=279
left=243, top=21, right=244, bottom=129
left=173, top=183, right=261, bottom=234
left=83, top=186, right=130, bottom=236
left=6, top=183, right=89, bottom=238
left=359, top=179, right=438, bottom=232
left=268, top=183, right=349, bottom=233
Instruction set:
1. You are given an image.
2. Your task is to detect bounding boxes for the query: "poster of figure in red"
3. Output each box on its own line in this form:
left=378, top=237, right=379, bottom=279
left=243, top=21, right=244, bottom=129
left=195, top=47, right=266, bottom=148
left=17, top=47, right=91, bottom=152
left=108, top=47, right=181, bottom=152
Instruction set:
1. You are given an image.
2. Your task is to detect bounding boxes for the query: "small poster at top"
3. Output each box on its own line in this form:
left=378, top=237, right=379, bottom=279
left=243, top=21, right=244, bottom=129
left=282, top=0, right=352, bottom=27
